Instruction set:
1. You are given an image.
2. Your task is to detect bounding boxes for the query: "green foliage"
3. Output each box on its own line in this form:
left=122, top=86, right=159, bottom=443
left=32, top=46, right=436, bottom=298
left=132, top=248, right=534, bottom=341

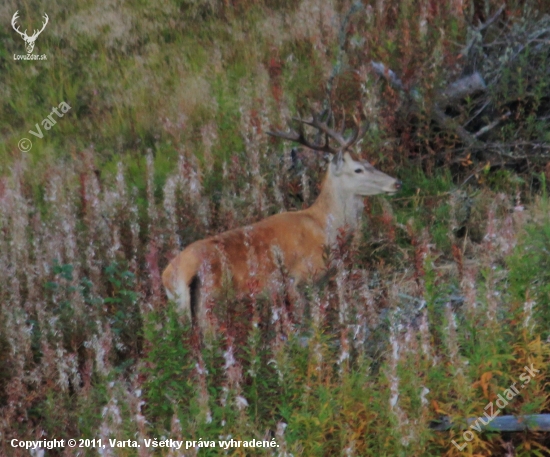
left=104, top=262, right=141, bottom=360
left=43, top=260, right=94, bottom=351
left=142, top=304, right=195, bottom=424
left=507, top=198, right=550, bottom=340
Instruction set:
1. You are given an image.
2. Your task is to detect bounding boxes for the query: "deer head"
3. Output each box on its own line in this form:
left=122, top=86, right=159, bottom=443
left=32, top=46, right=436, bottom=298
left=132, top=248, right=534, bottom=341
left=268, top=108, right=401, bottom=199
left=11, top=11, right=49, bottom=54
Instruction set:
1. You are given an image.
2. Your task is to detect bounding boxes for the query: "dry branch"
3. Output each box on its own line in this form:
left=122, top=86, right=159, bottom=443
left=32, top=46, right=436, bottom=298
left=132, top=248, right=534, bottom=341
left=432, top=106, right=478, bottom=147
left=371, top=61, right=406, bottom=92
left=371, top=8, right=550, bottom=169
left=461, top=4, right=505, bottom=58
left=431, top=414, right=550, bottom=432
left=473, top=111, right=511, bottom=138
left=438, top=72, right=486, bottom=104
left=477, top=4, right=506, bottom=32
left=370, top=61, right=486, bottom=107
left=371, top=61, right=486, bottom=147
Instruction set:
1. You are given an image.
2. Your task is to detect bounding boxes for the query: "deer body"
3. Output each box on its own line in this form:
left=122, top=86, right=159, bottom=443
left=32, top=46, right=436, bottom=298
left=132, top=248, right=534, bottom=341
left=162, top=149, right=400, bottom=330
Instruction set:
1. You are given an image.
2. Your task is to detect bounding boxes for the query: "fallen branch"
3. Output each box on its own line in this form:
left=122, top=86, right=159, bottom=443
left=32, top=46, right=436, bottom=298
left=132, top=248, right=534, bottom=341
left=473, top=111, right=511, bottom=138
left=448, top=141, right=550, bottom=158
left=371, top=61, right=487, bottom=147
left=438, top=72, right=486, bottom=104
left=371, top=62, right=486, bottom=107
left=463, top=100, right=490, bottom=127
left=431, top=414, right=550, bottom=432
left=370, top=61, right=520, bottom=159
left=371, top=61, right=406, bottom=92
left=432, top=106, right=478, bottom=146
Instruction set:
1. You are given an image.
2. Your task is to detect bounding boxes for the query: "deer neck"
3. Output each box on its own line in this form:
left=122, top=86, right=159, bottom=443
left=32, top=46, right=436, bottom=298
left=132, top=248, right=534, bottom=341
left=308, top=173, right=363, bottom=244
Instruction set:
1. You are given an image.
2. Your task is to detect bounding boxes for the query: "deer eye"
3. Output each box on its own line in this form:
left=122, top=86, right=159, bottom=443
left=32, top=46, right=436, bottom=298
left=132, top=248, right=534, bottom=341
left=354, top=168, right=364, bottom=174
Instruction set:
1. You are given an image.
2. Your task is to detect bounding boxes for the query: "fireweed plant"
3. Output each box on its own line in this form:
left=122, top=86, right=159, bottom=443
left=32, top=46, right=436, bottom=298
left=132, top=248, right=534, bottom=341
left=1, top=0, right=550, bottom=455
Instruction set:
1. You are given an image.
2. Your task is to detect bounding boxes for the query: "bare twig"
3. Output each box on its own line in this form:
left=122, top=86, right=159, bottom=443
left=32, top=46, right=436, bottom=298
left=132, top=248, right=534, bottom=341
left=508, top=28, right=550, bottom=63
left=489, top=26, right=550, bottom=84
left=461, top=4, right=505, bottom=57
left=371, top=62, right=486, bottom=104
left=372, top=61, right=484, bottom=100
left=371, top=61, right=405, bottom=91
left=414, top=138, right=550, bottom=174
left=371, top=61, right=489, bottom=147
left=432, top=107, right=479, bottom=146
left=473, top=111, right=511, bottom=138
left=452, top=141, right=550, bottom=155
left=461, top=163, right=493, bottom=186
left=432, top=73, right=492, bottom=146
left=463, top=100, right=491, bottom=127
left=477, top=4, right=506, bottom=32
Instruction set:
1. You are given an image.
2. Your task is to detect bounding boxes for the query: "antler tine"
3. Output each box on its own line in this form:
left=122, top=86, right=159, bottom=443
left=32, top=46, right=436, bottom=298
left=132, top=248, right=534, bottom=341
left=339, top=110, right=346, bottom=136
left=354, top=113, right=370, bottom=141
left=11, top=11, right=27, bottom=38
left=267, top=122, right=335, bottom=153
left=312, top=113, right=325, bottom=146
left=37, top=13, right=49, bottom=35
left=342, top=115, right=370, bottom=150
left=269, top=109, right=370, bottom=154
left=28, top=13, right=48, bottom=39
left=299, top=111, right=349, bottom=148
left=325, top=106, right=334, bottom=128
left=319, top=107, right=332, bottom=125
left=356, top=120, right=370, bottom=141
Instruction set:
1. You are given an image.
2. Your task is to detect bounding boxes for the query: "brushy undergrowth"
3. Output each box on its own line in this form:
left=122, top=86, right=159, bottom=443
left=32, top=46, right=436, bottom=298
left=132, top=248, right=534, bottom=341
left=1, top=0, right=550, bottom=456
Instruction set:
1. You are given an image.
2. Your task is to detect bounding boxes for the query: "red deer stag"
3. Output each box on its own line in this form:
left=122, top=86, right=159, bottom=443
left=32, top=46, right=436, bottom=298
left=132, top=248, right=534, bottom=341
left=162, top=110, right=401, bottom=331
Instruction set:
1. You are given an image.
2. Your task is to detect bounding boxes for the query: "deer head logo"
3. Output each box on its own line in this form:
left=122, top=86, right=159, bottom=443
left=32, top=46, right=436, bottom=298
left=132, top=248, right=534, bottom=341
left=11, top=11, right=49, bottom=54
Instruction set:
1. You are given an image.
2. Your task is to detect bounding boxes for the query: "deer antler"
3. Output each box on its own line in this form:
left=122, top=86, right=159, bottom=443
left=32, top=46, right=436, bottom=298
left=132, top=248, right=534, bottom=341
left=268, top=111, right=335, bottom=154
left=29, top=13, right=49, bottom=40
left=268, top=108, right=369, bottom=155
left=11, top=11, right=27, bottom=39
left=11, top=11, right=48, bottom=40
